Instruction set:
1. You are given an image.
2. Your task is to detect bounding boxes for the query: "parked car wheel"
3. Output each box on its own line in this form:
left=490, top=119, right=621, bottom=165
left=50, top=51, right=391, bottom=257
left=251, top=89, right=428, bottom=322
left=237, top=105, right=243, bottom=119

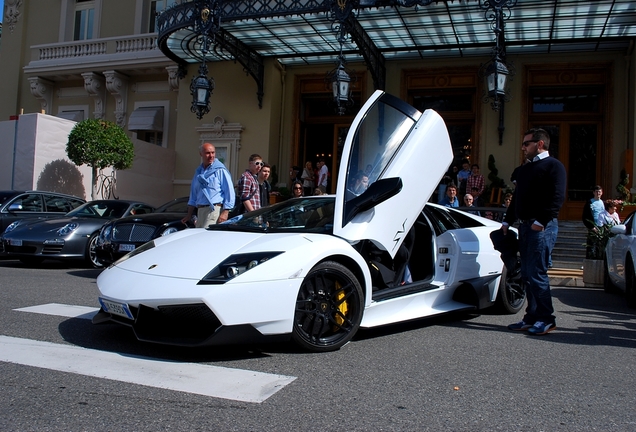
left=495, top=265, right=525, bottom=314
left=86, top=233, right=103, bottom=269
left=292, top=261, right=364, bottom=352
left=625, top=257, right=636, bottom=308
left=603, top=257, right=618, bottom=294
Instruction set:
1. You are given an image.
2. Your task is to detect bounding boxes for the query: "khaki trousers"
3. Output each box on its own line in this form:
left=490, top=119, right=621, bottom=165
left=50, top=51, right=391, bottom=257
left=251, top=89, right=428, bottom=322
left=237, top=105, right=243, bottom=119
left=196, top=205, right=220, bottom=228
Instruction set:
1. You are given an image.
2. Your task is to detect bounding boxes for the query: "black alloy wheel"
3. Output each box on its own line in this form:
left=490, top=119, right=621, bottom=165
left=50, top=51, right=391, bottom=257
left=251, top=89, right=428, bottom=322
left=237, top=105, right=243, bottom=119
left=495, top=264, right=526, bottom=314
left=292, top=261, right=364, bottom=352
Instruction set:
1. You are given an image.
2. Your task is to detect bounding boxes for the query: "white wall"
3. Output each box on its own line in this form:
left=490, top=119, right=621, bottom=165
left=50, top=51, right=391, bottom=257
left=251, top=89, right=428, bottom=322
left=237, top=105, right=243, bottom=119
left=0, top=114, right=176, bottom=207
left=0, top=120, right=17, bottom=189
left=116, top=138, right=176, bottom=207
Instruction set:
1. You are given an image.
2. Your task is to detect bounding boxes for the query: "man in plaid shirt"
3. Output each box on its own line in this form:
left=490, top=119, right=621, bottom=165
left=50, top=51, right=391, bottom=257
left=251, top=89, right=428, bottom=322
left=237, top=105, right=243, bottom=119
left=466, top=163, right=485, bottom=203
left=238, top=154, right=263, bottom=213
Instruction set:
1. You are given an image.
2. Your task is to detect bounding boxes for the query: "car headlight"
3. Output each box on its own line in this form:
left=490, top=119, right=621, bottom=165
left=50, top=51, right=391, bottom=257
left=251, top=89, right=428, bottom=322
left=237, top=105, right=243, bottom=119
left=98, top=225, right=113, bottom=244
left=3, top=221, right=20, bottom=235
left=198, top=252, right=283, bottom=285
left=57, top=223, right=78, bottom=236
left=160, top=227, right=179, bottom=237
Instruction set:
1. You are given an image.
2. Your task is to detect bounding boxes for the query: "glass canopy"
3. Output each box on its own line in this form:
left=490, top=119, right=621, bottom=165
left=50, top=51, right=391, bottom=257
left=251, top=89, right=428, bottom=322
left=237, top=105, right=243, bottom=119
left=159, top=0, right=636, bottom=66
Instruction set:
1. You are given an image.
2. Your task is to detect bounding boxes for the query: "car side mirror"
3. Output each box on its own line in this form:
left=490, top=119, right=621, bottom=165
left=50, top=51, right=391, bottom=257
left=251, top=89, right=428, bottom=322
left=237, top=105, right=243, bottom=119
left=344, top=177, right=402, bottom=224
left=8, top=203, right=23, bottom=212
left=610, top=224, right=626, bottom=235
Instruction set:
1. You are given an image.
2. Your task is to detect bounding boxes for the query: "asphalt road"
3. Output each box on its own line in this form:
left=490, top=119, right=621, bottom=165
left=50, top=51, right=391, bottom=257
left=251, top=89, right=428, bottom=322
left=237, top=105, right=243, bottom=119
left=1, top=259, right=635, bottom=431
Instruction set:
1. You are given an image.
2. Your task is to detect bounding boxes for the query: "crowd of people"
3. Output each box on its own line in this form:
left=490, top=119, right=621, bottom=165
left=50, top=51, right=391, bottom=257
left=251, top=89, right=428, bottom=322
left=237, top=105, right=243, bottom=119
left=183, top=143, right=334, bottom=227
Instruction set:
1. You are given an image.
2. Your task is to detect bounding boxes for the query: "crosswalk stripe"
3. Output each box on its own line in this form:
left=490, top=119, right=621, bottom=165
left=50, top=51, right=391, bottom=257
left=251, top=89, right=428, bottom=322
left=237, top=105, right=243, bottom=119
left=14, top=303, right=99, bottom=319
left=8, top=304, right=297, bottom=402
left=0, top=335, right=296, bottom=403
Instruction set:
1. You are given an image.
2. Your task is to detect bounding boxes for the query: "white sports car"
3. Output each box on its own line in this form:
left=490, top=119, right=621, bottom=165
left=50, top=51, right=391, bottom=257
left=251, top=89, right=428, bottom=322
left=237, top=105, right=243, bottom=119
left=94, top=91, right=524, bottom=352
left=604, top=210, right=636, bottom=307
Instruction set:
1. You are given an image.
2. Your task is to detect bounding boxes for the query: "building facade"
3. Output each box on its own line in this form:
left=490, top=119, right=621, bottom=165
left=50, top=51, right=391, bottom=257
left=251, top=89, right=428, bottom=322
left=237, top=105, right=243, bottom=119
left=0, top=0, right=635, bottom=220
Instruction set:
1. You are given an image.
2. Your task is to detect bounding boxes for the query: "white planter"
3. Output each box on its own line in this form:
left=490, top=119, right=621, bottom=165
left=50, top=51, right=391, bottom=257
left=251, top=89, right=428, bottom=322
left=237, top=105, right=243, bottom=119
left=583, top=259, right=604, bottom=287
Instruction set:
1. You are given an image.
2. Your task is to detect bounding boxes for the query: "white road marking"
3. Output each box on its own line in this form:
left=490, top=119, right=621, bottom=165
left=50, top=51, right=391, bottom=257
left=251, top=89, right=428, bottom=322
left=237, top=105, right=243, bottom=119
left=0, top=336, right=296, bottom=403
left=9, top=304, right=297, bottom=402
left=14, top=303, right=99, bottom=320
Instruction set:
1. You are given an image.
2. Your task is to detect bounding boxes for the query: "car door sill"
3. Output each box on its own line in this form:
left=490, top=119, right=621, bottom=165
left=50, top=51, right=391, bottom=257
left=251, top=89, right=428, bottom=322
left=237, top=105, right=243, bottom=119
left=372, top=281, right=438, bottom=302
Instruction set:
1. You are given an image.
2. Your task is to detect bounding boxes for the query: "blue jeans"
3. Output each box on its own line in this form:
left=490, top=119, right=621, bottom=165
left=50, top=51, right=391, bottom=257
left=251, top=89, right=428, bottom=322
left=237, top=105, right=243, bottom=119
left=518, top=219, right=558, bottom=324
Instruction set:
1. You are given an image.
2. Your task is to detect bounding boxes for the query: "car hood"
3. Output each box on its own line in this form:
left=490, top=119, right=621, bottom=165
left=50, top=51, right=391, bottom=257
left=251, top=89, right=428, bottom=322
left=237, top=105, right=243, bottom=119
left=112, top=228, right=314, bottom=281
left=112, top=212, right=185, bottom=226
left=4, top=216, right=108, bottom=236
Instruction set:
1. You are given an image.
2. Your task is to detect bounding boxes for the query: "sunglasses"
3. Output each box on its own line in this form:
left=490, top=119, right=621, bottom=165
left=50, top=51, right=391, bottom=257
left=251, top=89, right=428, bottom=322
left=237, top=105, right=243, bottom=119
left=293, top=187, right=302, bottom=190
left=253, top=161, right=264, bottom=166
left=522, top=140, right=539, bottom=147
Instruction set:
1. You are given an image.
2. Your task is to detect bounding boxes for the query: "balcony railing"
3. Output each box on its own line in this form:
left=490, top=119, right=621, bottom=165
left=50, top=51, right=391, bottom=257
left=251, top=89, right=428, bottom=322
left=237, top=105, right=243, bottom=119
left=26, top=34, right=169, bottom=75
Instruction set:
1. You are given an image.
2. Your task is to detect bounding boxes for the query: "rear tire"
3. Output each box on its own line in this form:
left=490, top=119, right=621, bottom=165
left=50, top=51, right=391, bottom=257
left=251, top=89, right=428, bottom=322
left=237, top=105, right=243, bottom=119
left=292, top=261, right=364, bottom=352
left=495, top=265, right=525, bottom=314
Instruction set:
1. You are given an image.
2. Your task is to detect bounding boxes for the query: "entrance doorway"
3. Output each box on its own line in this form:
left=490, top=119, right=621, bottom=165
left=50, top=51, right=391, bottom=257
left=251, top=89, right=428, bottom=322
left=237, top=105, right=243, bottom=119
left=527, top=80, right=607, bottom=220
left=295, top=79, right=361, bottom=194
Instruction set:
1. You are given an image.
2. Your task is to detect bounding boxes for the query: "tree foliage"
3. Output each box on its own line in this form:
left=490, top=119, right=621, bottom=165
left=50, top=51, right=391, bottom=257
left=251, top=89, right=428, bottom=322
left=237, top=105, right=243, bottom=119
left=66, top=119, right=134, bottom=171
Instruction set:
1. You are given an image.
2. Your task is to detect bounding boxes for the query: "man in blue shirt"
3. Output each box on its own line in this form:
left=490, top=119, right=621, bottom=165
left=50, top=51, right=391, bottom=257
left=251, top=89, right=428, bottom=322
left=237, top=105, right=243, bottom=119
left=182, top=142, right=235, bottom=227
left=438, top=184, right=459, bottom=208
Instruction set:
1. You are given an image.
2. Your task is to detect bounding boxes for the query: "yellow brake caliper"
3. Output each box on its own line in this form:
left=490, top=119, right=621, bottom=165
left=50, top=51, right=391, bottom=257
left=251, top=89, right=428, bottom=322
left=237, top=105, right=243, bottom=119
left=334, top=281, right=348, bottom=329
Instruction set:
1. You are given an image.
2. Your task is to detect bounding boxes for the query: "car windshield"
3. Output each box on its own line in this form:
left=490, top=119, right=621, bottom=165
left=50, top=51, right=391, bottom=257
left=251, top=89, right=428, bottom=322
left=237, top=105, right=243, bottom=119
left=155, top=198, right=188, bottom=213
left=67, top=201, right=130, bottom=218
left=0, top=191, right=19, bottom=206
left=210, top=197, right=335, bottom=234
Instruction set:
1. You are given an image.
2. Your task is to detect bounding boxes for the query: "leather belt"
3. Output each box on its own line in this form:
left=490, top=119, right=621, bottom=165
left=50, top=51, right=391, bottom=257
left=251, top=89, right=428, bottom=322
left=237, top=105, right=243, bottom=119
left=197, top=203, right=222, bottom=208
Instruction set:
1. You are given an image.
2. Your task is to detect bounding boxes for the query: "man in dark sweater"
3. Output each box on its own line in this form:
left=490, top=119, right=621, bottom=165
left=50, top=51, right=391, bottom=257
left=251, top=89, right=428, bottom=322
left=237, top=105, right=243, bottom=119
left=502, top=128, right=566, bottom=335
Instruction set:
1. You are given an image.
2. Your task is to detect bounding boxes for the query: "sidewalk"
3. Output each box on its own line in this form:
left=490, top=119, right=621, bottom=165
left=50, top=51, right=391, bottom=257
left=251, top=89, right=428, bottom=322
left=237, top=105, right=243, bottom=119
left=548, top=267, right=585, bottom=287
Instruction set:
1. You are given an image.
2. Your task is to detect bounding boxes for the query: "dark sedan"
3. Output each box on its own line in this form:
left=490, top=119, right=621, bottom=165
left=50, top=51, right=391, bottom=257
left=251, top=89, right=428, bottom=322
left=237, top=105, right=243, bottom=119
left=0, top=190, right=85, bottom=235
left=1, top=200, right=154, bottom=267
left=95, top=197, right=193, bottom=266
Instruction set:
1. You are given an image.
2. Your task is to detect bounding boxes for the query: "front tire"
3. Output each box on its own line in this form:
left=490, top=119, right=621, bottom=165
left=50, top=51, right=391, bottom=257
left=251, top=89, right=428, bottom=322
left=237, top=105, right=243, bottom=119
left=495, top=265, right=525, bottom=314
left=85, top=233, right=103, bottom=269
left=292, top=261, right=364, bottom=352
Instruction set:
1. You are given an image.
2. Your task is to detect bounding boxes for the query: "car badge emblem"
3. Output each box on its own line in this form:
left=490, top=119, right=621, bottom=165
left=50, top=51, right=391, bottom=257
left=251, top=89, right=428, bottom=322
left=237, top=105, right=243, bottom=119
left=320, top=302, right=328, bottom=312
left=148, top=264, right=157, bottom=270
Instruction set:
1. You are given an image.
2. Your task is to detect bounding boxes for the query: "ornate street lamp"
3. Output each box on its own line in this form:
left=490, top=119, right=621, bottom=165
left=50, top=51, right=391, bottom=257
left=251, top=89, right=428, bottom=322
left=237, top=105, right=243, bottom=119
left=485, top=57, right=509, bottom=109
left=187, top=1, right=221, bottom=119
left=325, top=0, right=356, bottom=115
left=327, top=57, right=353, bottom=116
left=190, top=62, right=215, bottom=119
left=479, top=0, right=517, bottom=145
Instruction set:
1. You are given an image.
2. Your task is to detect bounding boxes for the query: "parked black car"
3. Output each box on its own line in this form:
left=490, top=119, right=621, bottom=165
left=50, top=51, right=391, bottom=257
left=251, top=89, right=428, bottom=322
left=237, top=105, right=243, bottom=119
left=2, top=200, right=154, bottom=267
left=95, top=197, right=193, bottom=266
left=0, top=190, right=85, bottom=235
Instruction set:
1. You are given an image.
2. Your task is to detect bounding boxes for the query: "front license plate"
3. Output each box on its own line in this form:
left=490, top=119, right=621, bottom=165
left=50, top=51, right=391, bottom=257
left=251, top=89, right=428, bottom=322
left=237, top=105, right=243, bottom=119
left=9, top=239, right=22, bottom=246
left=99, top=297, right=134, bottom=320
left=118, top=244, right=135, bottom=252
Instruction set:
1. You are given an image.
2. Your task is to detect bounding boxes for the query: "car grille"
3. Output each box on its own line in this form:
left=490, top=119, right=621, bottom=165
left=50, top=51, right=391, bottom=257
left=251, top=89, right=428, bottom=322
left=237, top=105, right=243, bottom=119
left=113, top=223, right=156, bottom=242
left=42, top=245, right=63, bottom=254
left=132, top=303, right=222, bottom=346
left=5, top=245, right=37, bottom=253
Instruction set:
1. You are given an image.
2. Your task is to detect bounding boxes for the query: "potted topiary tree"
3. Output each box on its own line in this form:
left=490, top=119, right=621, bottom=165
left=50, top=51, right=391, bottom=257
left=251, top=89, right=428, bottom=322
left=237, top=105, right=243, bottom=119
left=66, top=119, right=134, bottom=200
left=583, top=223, right=613, bottom=287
